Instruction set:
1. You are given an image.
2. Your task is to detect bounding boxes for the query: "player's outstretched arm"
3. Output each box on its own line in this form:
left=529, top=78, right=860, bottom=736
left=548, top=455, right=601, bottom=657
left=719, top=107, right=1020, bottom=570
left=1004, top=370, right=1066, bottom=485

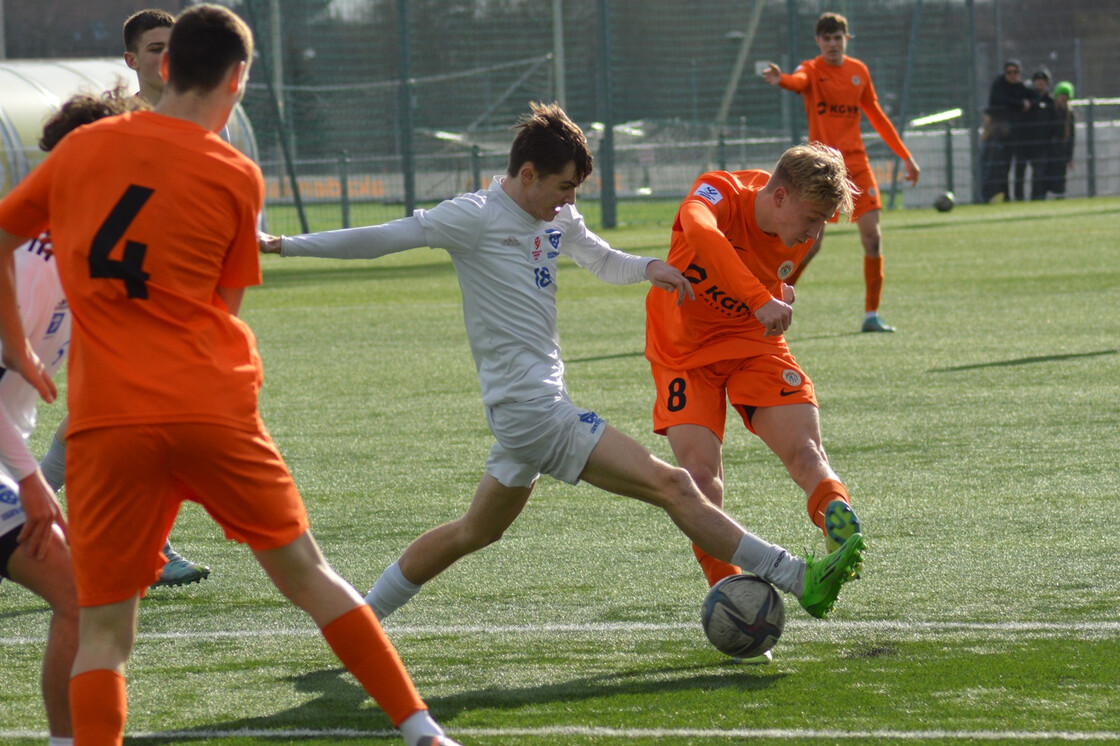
left=761, top=63, right=782, bottom=86
left=645, top=259, right=695, bottom=306
left=261, top=218, right=428, bottom=261
left=258, top=231, right=282, bottom=254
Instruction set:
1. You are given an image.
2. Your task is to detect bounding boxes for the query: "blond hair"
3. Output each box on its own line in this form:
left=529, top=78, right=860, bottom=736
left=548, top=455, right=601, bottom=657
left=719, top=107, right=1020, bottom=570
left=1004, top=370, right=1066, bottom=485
left=771, top=142, right=857, bottom=217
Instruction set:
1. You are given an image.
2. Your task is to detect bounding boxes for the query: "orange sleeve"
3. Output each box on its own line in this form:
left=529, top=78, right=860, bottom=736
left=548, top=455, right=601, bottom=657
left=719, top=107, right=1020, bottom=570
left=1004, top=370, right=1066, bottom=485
left=779, top=68, right=810, bottom=93
left=678, top=200, right=773, bottom=313
left=860, top=78, right=912, bottom=161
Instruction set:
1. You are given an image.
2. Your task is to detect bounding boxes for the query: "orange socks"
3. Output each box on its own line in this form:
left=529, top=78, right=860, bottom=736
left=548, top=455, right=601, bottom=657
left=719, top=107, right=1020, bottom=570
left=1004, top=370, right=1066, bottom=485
left=70, top=669, right=126, bottom=746
left=864, top=255, right=884, bottom=313
left=806, top=478, right=850, bottom=531
left=321, top=604, right=427, bottom=727
left=692, top=543, right=740, bottom=587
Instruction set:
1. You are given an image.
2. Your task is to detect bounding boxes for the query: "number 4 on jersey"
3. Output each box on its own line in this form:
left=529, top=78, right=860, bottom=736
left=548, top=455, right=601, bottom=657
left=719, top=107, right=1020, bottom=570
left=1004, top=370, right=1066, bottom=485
left=89, top=185, right=154, bottom=299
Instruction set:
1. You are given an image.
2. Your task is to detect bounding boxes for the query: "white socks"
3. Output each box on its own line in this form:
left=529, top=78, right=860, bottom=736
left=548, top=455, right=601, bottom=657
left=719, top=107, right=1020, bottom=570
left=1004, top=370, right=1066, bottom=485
left=48, top=737, right=74, bottom=746
left=399, top=709, right=444, bottom=746
left=731, top=532, right=807, bottom=597
left=39, top=435, right=67, bottom=492
left=364, top=560, right=421, bottom=620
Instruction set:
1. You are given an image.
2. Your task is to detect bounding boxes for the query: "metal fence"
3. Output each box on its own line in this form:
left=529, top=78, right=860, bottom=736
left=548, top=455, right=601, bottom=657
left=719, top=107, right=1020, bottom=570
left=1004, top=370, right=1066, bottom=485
left=5, top=0, right=1119, bottom=232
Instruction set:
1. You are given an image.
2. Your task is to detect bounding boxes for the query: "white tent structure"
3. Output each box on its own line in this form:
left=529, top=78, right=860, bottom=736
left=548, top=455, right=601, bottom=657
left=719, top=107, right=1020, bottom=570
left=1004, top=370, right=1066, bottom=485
left=0, top=57, right=259, bottom=195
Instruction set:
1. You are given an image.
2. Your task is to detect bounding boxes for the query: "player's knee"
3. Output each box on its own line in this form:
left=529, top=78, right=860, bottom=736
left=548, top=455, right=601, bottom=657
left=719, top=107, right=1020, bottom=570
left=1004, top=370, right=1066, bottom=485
left=656, top=465, right=704, bottom=510
left=686, top=465, right=724, bottom=505
left=786, top=441, right=829, bottom=483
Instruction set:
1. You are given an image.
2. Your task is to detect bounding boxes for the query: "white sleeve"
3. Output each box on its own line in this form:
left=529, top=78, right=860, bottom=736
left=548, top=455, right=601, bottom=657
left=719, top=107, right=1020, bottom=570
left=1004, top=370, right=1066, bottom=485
left=281, top=216, right=427, bottom=259
left=0, top=405, right=37, bottom=481
left=560, top=208, right=655, bottom=284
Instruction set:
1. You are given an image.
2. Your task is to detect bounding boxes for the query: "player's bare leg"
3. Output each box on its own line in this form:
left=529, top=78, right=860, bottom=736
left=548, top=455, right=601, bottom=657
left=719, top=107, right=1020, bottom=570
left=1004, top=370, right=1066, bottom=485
left=578, top=424, right=804, bottom=594
left=6, top=525, right=77, bottom=740
left=666, top=424, right=741, bottom=587
left=255, top=531, right=456, bottom=746
left=69, top=595, right=138, bottom=742
left=750, top=403, right=861, bottom=550
left=367, top=476, right=532, bottom=619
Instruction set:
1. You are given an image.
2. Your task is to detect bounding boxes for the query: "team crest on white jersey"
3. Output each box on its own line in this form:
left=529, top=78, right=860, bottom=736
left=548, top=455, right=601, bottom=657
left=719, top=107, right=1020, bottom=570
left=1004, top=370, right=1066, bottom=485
left=694, top=184, right=723, bottom=205
left=851, top=75, right=861, bottom=86
left=782, top=369, right=802, bottom=387
left=777, top=260, right=796, bottom=280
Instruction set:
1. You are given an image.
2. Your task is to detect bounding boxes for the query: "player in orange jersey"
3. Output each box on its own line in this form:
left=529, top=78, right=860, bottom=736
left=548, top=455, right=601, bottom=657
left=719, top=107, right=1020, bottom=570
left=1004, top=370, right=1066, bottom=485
left=0, top=6, right=459, bottom=745
left=646, top=143, right=865, bottom=606
left=763, top=11, right=919, bottom=333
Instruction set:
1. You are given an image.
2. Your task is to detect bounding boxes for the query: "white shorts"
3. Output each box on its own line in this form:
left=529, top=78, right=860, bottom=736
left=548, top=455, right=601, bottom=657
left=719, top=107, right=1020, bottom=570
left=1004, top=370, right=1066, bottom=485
left=0, top=472, right=25, bottom=539
left=0, top=473, right=26, bottom=578
left=484, top=394, right=607, bottom=488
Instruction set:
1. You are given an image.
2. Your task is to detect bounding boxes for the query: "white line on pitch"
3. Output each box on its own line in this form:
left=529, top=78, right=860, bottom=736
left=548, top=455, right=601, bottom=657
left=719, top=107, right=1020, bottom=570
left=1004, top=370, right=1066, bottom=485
left=3, top=726, right=1120, bottom=741
left=2, top=619, right=1119, bottom=646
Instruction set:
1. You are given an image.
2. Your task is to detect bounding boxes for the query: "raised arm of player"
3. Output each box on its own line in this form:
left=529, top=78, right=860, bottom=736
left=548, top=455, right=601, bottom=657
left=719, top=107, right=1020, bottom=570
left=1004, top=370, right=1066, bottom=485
left=0, top=228, right=56, bottom=403
left=262, top=217, right=428, bottom=260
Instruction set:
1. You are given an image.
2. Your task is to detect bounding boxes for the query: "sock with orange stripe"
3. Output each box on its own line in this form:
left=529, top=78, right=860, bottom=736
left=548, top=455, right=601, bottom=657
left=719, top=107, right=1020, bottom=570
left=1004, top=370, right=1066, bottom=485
left=864, top=255, right=884, bottom=313
left=806, top=478, right=850, bottom=532
left=692, top=543, right=741, bottom=587
left=70, top=669, right=126, bottom=746
left=320, top=604, right=430, bottom=729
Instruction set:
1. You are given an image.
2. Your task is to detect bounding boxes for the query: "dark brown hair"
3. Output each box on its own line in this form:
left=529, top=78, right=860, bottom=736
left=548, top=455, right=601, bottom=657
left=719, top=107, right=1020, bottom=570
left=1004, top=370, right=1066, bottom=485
left=166, top=4, right=254, bottom=95
left=123, top=9, right=174, bottom=53
left=507, top=102, right=593, bottom=184
left=39, top=85, right=146, bottom=152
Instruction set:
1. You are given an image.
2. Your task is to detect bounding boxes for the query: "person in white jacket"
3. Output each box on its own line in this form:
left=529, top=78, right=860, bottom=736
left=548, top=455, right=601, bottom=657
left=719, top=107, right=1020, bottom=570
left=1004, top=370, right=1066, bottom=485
left=260, top=102, right=864, bottom=628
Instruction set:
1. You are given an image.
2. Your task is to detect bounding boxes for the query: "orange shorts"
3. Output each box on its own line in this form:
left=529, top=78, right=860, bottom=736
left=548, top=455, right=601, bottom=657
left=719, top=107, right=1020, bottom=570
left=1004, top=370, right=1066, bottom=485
left=829, top=157, right=881, bottom=223
left=650, top=351, right=817, bottom=440
left=66, top=421, right=309, bottom=607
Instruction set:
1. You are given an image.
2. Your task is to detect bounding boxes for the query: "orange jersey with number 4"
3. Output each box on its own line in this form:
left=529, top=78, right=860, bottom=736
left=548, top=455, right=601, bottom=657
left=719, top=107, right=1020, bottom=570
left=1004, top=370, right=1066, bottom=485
left=645, top=170, right=812, bottom=370
left=0, top=111, right=265, bottom=435
left=779, top=56, right=911, bottom=165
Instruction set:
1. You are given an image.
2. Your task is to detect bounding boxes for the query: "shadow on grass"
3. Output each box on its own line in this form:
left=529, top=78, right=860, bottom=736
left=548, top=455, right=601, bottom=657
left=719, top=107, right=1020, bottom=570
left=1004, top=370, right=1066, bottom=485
left=139, top=659, right=784, bottom=742
left=929, top=348, right=1117, bottom=373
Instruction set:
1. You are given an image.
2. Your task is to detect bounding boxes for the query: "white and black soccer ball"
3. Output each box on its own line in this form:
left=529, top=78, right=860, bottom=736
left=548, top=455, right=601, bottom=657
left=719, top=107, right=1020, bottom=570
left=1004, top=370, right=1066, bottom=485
left=934, top=191, right=955, bottom=212
left=701, top=574, right=785, bottom=658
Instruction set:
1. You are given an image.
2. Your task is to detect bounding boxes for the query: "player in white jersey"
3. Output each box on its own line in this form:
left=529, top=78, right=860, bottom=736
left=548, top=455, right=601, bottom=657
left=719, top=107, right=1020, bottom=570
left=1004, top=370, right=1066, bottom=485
left=260, top=103, right=864, bottom=625
left=0, top=233, right=77, bottom=745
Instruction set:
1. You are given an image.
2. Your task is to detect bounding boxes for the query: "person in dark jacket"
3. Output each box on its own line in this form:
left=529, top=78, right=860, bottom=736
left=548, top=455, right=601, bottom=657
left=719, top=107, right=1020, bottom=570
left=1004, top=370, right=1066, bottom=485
left=982, top=59, right=1034, bottom=202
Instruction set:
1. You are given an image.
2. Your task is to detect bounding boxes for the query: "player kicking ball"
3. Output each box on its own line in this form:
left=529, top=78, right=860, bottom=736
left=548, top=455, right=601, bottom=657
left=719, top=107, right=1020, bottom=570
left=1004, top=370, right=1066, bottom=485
left=260, top=102, right=863, bottom=631
left=645, top=144, right=868, bottom=652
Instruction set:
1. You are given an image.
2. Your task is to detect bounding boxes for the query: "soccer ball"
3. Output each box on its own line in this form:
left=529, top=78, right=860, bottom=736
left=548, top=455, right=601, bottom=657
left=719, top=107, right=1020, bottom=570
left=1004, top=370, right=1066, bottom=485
left=700, top=574, right=785, bottom=658
left=934, top=191, right=955, bottom=212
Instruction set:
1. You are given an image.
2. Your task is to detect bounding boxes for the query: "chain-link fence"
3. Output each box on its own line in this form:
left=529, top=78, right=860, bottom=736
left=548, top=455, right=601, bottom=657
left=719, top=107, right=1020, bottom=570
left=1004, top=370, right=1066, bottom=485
left=4, top=0, right=1119, bottom=232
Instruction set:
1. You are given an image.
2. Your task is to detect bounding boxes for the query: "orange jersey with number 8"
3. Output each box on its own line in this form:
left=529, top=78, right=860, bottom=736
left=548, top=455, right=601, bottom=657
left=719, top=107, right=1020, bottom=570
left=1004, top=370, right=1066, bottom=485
left=0, top=111, right=265, bottom=435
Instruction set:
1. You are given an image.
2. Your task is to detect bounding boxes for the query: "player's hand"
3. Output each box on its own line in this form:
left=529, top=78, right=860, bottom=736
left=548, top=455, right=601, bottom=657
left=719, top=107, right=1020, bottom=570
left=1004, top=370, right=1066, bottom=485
left=15, top=469, right=67, bottom=560
left=646, top=260, right=695, bottom=306
left=761, top=63, right=782, bottom=86
left=781, top=283, right=795, bottom=305
left=1, top=343, right=56, bottom=403
left=905, top=157, right=921, bottom=185
left=755, top=297, right=793, bottom=337
left=258, top=231, right=283, bottom=254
